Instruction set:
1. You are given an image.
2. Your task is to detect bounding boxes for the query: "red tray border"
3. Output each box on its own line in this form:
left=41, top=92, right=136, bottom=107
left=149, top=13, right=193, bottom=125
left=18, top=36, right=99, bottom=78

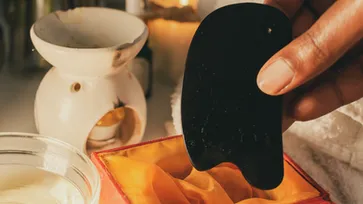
left=92, top=135, right=333, bottom=204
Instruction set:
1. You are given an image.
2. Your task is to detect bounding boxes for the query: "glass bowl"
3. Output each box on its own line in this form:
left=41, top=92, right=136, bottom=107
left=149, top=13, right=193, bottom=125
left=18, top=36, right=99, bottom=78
left=0, top=132, right=100, bottom=204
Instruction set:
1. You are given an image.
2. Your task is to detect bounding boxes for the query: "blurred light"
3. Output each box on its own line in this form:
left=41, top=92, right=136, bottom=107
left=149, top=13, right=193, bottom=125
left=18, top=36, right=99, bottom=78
left=179, top=0, right=189, bottom=6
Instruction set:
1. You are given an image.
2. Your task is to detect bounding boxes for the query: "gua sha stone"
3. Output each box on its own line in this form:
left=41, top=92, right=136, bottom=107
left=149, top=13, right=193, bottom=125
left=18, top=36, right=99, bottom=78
left=181, top=3, right=292, bottom=190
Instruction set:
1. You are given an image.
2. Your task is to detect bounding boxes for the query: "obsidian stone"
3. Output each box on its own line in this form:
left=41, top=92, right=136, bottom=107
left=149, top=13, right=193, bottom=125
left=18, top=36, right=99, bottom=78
left=181, top=3, right=292, bottom=190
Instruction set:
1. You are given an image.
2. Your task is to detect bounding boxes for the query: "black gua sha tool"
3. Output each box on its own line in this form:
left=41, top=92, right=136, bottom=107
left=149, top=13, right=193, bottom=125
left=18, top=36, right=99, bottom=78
left=181, top=3, right=292, bottom=190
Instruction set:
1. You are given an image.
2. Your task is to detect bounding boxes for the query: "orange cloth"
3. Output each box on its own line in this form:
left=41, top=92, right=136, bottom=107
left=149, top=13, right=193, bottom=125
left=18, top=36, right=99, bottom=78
left=100, top=137, right=320, bottom=204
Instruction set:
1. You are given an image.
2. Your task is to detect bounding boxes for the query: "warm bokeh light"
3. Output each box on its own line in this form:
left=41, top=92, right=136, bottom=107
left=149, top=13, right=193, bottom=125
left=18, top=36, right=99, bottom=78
left=179, top=0, right=189, bottom=6
left=150, top=0, right=197, bottom=9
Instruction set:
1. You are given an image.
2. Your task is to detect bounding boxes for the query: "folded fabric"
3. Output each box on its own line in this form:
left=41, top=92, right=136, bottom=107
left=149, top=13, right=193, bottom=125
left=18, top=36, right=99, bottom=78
left=100, top=137, right=319, bottom=204
left=285, top=98, right=363, bottom=172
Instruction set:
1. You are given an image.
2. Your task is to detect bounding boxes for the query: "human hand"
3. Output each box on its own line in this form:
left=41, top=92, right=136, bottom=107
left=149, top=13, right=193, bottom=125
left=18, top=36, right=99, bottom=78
left=257, top=0, right=363, bottom=131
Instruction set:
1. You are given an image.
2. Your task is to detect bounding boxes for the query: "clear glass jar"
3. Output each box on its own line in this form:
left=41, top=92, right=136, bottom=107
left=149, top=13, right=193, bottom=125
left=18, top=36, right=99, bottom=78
left=0, top=132, right=100, bottom=204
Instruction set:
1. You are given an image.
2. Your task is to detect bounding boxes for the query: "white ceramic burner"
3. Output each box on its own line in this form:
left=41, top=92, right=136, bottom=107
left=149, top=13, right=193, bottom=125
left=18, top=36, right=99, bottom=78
left=30, top=7, right=147, bottom=153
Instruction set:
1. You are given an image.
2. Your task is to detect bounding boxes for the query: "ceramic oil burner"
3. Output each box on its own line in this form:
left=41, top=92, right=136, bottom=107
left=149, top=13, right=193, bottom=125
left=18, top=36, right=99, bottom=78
left=30, top=7, right=148, bottom=153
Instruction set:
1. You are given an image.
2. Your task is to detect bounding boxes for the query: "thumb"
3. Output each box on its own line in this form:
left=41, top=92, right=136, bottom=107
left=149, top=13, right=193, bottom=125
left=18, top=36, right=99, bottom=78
left=257, top=0, right=363, bottom=95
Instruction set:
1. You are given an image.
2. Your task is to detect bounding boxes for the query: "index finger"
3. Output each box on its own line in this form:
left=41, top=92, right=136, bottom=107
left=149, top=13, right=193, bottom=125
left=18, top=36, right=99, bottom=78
left=257, top=0, right=363, bottom=95
left=264, top=0, right=304, bottom=18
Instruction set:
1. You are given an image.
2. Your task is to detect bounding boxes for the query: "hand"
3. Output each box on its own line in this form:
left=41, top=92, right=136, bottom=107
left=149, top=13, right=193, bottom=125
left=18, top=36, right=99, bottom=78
left=257, top=0, right=363, bottom=131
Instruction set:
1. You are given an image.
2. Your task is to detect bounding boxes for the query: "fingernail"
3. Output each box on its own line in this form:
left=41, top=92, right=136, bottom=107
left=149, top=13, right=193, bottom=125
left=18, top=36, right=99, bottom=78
left=257, top=58, right=294, bottom=94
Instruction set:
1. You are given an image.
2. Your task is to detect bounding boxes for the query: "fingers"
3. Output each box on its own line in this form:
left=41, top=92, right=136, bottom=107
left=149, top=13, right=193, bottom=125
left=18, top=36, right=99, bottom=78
left=306, top=0, right=335, bottom=16
left=292, top=8, right=316, bottom=38
left=293, top=55, right=363, bottom=121
left=257, top=0, right=363, bottom=95
left=264, top=0, right=315, bottom=38
left=282, top=117, right=295, bottom=132
left=263, top=0, right=304, bottom=18
left=282, top=93, right=297, bottom=132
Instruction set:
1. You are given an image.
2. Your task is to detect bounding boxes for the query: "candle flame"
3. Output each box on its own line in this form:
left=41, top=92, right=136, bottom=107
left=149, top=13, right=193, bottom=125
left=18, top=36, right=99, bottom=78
left=179, top=0, right=189, bottom=6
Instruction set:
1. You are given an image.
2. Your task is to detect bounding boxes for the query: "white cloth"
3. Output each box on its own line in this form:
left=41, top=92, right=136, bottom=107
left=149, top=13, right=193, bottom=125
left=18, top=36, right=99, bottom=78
left=286, top=100, right=363, bottom=172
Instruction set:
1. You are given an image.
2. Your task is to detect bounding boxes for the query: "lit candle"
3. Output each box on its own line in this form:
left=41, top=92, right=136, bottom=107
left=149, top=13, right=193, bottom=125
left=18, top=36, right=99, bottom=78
left=148, top=0, right=200, bottom=85
left=150, top=0, right=198, bottom=9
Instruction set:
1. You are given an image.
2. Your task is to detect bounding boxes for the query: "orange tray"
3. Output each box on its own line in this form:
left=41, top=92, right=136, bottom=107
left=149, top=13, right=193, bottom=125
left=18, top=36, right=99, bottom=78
left=91, top=135, right=334, bottom=204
